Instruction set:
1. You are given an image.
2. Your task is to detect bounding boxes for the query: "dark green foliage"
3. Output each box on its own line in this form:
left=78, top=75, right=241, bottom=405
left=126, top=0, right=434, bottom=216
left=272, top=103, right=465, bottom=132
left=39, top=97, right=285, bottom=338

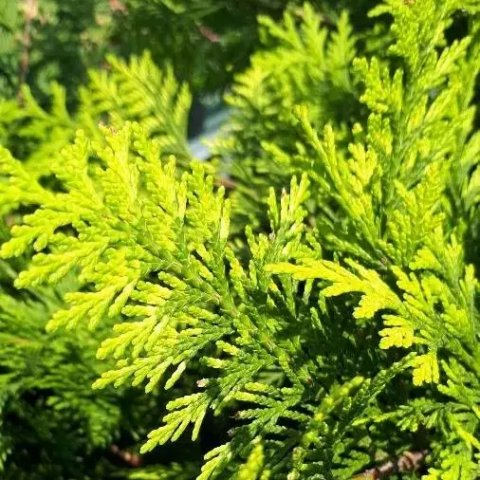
left=0, top=0, right=378, bottom=102
left=0, top=0, right=113, bottom=104
left=110, top=0, right=379, bottom=94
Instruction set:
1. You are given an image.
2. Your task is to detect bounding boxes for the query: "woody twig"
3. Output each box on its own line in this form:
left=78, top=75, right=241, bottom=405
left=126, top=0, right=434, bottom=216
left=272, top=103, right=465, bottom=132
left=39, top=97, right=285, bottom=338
left=355, top=450, right=428, bottom=479
left=18, top=0, right=38, bottom=99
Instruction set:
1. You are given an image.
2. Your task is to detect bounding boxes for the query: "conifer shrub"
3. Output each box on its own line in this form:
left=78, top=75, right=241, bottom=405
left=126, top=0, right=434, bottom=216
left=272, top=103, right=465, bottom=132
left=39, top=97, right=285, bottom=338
left=0, top=0, right=114, bottom=103
left=0, top=0, right=375, bottom=102
left=111, top=0, right=378, bottom=94
left=1, top=0, right=480, bottom=478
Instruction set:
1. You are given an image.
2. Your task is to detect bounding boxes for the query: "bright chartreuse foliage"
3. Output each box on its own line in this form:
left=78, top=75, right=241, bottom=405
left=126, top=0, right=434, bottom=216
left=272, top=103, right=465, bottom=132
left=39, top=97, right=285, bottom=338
left=0, top=52, right=192, bottom=179
left=213, top=4, right=359, bottom=230
left=0, top=0, right=480, bottom=479
left=1, top=124, right=412, bottom=478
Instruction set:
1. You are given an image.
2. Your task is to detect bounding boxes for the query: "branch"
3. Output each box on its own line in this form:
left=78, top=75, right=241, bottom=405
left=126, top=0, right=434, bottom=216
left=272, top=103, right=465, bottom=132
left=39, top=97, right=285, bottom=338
left=355, top=450, right=428, bottom=479
left=18, top=0, right=38, bottom=97
left=109, top=0, right=127, bottom=14
left=109, top=444, right=143, bottom=468
left=197, top=24, right=221, bottom=43
left=215, top=176, right=236, bottom=190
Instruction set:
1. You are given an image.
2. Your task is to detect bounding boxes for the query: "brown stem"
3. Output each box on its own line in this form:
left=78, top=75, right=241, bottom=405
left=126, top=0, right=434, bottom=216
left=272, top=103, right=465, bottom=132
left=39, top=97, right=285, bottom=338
left=109, top=444, right=143, bottom=468
left=18, top=0, right=38, bottom=99
left=109, top=0, right=127, bottom=14
left=215, top=176, right=236, bottom=190
left=354, top=450, right=428, bottom=479
left=197, top=24, right=221, bottom=44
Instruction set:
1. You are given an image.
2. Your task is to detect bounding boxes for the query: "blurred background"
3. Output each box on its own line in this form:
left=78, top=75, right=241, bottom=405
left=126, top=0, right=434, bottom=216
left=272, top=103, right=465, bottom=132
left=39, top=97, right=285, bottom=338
left=0, top=0, right=379, bottom=142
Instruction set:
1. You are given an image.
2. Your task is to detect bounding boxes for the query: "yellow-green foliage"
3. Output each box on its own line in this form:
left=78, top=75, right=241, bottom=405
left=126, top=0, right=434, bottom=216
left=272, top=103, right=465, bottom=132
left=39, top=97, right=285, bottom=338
left=0, top=52, right=192, bottom=179
left=1, top=0, right=480, bottom=479
left=213, top=4, right=358, bottom=228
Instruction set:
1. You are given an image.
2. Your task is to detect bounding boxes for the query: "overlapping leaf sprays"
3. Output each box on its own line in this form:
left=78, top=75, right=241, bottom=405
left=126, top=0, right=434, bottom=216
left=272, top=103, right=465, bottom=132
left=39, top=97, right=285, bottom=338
left=1, top=0, right=480, bottom=478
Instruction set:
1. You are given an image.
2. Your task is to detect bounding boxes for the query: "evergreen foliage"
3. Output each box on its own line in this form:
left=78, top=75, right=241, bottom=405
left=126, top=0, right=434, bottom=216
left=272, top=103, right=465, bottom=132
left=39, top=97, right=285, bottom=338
left=0, top=0, right=113, bottom=102
left=213, top=4, right=360, bottom=229
left=111, top=0, right=378, bottom=94
left=0, top=52, right=192, bottom=178
left=0, top=273, right=119, bottom=478
left=0, top=0, right=480, bottom=478
left=0, top=0, right=376, bottom=101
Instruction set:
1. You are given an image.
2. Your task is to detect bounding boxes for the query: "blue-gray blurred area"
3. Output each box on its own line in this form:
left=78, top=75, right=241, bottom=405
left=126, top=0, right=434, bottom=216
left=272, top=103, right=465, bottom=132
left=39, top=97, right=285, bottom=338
left=188, top=96, right=230, bottom=160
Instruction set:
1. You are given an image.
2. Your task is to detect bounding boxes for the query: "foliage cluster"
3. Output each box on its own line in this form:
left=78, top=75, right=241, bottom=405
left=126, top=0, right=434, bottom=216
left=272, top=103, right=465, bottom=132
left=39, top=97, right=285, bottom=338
left=1, top=0, right=480, bottom=479
left=0, top=0, right=377, bottom=101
